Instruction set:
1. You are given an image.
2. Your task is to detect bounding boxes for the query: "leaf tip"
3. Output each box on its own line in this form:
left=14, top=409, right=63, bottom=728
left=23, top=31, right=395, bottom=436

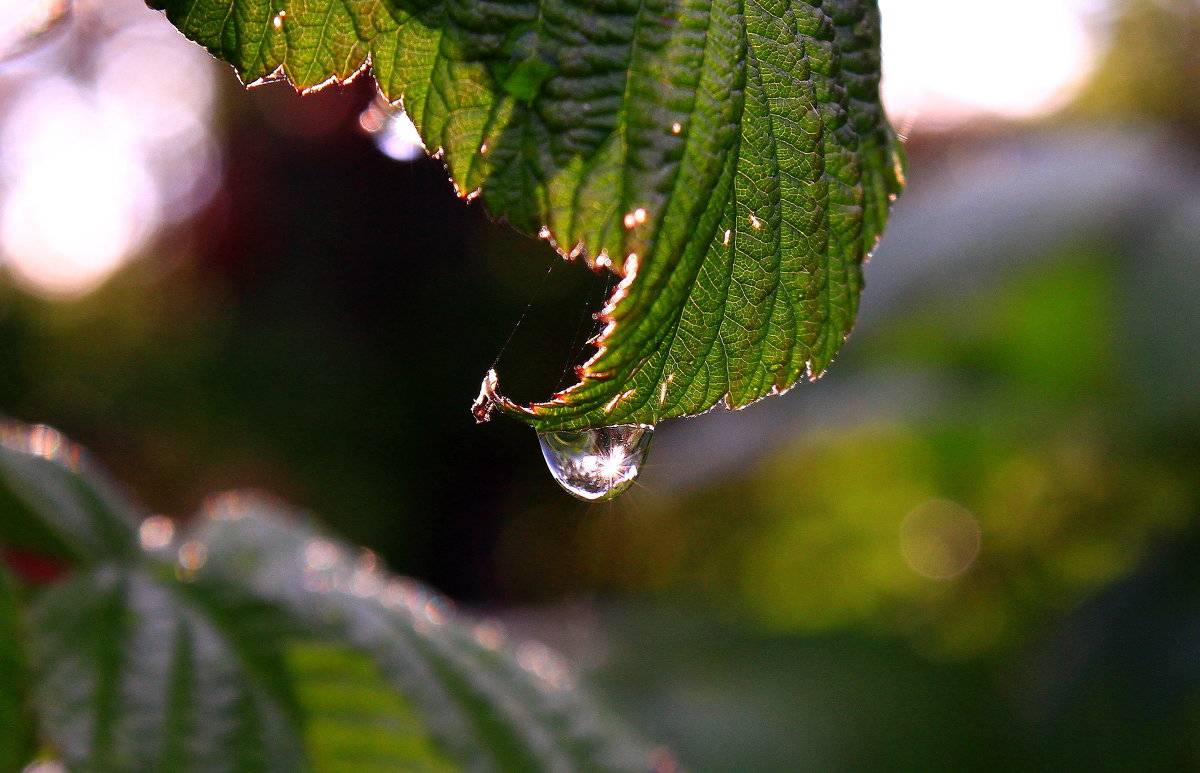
left=470, top=369, right=533, bottom=424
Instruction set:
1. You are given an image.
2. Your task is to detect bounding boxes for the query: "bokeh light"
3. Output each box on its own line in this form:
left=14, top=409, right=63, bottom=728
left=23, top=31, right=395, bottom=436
left=0, top=77, right=158, bottom=297
left=359, top=97, right=426, bottom=162
left=879, top=0, right=1109, bottom=126
left=900, top=499, right=981, bottom=579
left=0, top=0, right=219, bottom=298
left=0, top=0, right=68, bottom=62
left=0, top=0, right=1197, bottom=769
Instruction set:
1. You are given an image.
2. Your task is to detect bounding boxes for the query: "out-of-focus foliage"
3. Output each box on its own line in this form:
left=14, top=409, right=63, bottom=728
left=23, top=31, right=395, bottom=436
left=0, top=564, right=34, bottom=771
left=1, top=0, right=1199, bottom=770
left=1074, top=0, right=1200, bottom=131
left=497, top=253, right=1196, bottom=659
left=0, top=426, right=660, bottom=772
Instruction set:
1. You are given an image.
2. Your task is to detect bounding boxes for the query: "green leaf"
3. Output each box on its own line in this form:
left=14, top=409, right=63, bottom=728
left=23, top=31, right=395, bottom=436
left=7, top=423, right=664, bottom=772
left=287, top=643, right=459, bottom=773
left=0, top=565, right=35, bottom=773
left=147, top=0, right=902, bottom=430
left=0, top=423, right=140, bottom=563
left=28, top=565, right=308, bottom=772
left=190, top=493, right=658, bottom=772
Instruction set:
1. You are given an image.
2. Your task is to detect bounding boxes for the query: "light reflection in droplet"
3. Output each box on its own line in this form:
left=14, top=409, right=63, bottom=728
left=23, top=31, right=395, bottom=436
left=648, top=747, right=681, bottom=773
left=472, top=620, right=506, bottom=650
left=26, top=424, right=62, bottom=459
left=138, top=515, right=175, bottom=551
left=304, top=538, right=339, bottom=571
left=177, top=540, right=207, bottom=572
left=622, top=207, right=647, bottom=229
left=0, top=422, right=81, bottom=468
left=379, top=578, right=419, bottom=611
left=423, top=597, right=451, bottom=625
left=204, top=491, right=251, bottom=521
left=350, top=567, right=382, bottom=598
left=21, top=761, right=66, bottom=773
left=356, top=548, right=377, bottom=572
left=537, top=424, right=653, bottom=501
left=515, top=640, right=571, bottom=690
left=359, top=96, right=426, bottom=161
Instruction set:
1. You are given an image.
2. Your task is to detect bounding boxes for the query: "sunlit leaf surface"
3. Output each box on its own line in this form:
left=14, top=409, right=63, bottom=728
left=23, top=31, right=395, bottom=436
left=147, top=0, right=901, bottom=429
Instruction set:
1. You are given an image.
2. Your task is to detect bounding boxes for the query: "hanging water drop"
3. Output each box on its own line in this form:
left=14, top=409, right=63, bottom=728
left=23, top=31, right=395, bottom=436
left=537, top=424, right=653, bottom=501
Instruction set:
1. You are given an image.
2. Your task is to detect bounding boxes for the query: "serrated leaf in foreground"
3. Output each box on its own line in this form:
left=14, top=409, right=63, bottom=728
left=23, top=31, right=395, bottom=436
left=148, top=0, right=902, bottom=430
left=0, top=421, right=666, bottom=772
left=29, top=565, right=309, bottom=772
left=192, top=493, right=658, bottom=773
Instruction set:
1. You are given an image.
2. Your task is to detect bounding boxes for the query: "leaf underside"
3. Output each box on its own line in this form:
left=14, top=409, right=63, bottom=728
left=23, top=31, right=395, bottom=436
left=148, top=0, right=903, bottom=431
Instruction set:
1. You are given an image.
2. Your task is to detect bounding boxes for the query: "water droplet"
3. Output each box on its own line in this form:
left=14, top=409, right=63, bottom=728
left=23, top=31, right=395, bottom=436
left=537, top=424, right=653, bottom=501
left=473, top=620, right=506, bottom=650
left=176, top=540, right=207, bottom=579
left=138, top=516, right=175, bottom=551
left=304, top=539, right=340, bottom=571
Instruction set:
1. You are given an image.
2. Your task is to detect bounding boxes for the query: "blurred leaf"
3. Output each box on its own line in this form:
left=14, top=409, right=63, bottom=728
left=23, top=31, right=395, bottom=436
left=288, top=643, right=460, bottom=773
left=579, top=603, right=1003, bottom=773
left=1015, top=526, right=1200, bottom=772
left=146, top=0, right=902, bottom=429
left=0, top=564, right=34, bottom=773
left=0, top=424, right=140, bottom=564
left=191, top=494, right=657, bottom=773
left=28, top=565, right=308, bottom=772
left=3, top=423, right=660, bottom=771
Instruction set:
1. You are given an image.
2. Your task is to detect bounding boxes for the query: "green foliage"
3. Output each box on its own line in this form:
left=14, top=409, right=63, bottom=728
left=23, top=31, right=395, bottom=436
left=29, top=565, right=308, bottom=771
left=0, top=424, right=658, bottom=772
left=0, top=565, right=34, bottom=773
left=146, top=0, right=902, bottom=430
left=0, top=426, right=140, bottom=563
left=287, top=644, right=458, bottom=773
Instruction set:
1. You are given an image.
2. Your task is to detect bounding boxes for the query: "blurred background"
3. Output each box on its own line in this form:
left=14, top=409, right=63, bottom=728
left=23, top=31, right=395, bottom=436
left=0, top=0, right=1198, bottom=769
